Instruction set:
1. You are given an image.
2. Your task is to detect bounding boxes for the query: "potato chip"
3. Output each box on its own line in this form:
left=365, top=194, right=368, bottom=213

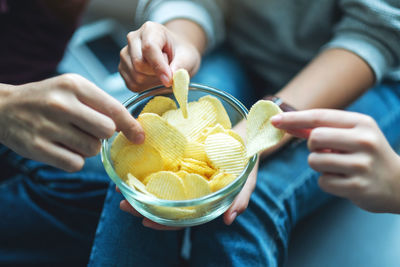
left=140, top=96, right=177, bottom=116
left=226, top=129, right=245, bottom=146
left=175, top=170, right=189, bottom=179
left=209, top=171, right=237, bottom=192
left=150, top=206, right=196, bottom=219
left=113, top=142, right=163, bottom=181
left=162, top=100, right=217, bottom=141
left=145, top=171, right=186, bottom=200
left=184, top=141, right=208, bottom=162
left=196, top=124, right=225, bottom=143
left=205, top=133, right=247, bottom=176
left=199, top=95, right=231, bottom=129
left=126, top=173, right=155, bottom=196
left=181, top=173, right=211, bottom=199
left=138, top=113, right=187, bottom=165
left=246, top=100, right=285, bottom=158
left=172, top=69, right=190, bottom=118
left=110, top=132, right=130, bottom=161
left=180, top=160, right=216, bottom=178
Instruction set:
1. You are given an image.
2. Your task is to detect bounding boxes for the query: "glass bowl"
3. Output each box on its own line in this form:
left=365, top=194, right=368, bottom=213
left=101, top=84, right=257, bottom=227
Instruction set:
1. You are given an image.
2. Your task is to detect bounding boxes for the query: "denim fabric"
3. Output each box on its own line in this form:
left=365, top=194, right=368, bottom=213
left=88, top=47, right=400, bottom=266
left=0, top=146, right=109, bottom=266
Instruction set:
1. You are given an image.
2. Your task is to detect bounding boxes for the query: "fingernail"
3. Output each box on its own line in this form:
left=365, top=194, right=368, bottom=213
left=160, top=74, right=170, bottom=86
left=229, top=211, right=237, bottom=225
left=134, top=133, right=145, bottom=144
left=271, top=114, right=282, bottom=125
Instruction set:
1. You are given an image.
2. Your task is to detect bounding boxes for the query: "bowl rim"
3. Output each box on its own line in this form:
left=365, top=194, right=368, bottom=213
left=101, top=83, right=258, bottom=207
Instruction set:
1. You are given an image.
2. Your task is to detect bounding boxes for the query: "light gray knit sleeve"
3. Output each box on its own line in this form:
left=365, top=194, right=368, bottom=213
left=323, top=0, right=400, bottom=83
left=135, top=0, right=226, bottom=51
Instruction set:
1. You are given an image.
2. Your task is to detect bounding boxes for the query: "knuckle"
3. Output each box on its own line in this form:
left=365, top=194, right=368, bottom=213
left=142, top=40, right=154, bottom=53
left=357, top=133, right=379, bottom=151
left=347, top=178, right=368, bottom=193
left=351, top=156, right=373, bottom=173
left=59, top=73, right=81, bottom=89
left=307, top=153, right=319, bottom=169
left=132, top=58, right=145, bottom=71
left=46, top=92, right=68, bottom=112
left=142, top=21, right=155, bottom=30
left=87, top=139, right=101, bottom=156
left=119, top=46, right=128, bottom=59
left=134, top=73, right=147, bottom=84
left=126, top=31, right=136, bottom=41
left=359, top=114, right=375, bottom=126
left=307, top=130, right=321, bottom=150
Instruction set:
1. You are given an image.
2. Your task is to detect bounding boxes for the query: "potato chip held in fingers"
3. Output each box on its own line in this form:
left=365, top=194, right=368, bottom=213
left=172, top=69, right=190, bottom=118
left=246, top=100, right=285, bottom=158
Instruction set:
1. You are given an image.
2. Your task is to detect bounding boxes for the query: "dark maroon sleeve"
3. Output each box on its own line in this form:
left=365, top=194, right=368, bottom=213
left=0, top=0, right=88, bottom=85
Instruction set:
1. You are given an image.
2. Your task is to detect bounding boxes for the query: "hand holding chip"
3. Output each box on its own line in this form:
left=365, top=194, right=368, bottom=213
left=271, top=109, right=400, bottom=213
left=119, top=21, right=201, bottom=92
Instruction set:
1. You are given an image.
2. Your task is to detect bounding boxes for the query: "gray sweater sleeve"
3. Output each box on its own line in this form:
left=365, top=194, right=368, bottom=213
left=323, top=0, right=400, bottom=83
left=135, top=0, right=226, bottom=51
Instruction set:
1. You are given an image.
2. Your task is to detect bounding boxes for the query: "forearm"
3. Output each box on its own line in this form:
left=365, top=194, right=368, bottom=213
left=260, top=48, right=374, bottom=159
left=165, top=19, right=207, bottom=55
left=276, top=48, right=375, bottom=110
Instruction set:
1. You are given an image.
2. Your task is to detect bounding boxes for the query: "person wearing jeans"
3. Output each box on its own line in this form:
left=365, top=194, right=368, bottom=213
left=89, top=0, right=400, bottom=266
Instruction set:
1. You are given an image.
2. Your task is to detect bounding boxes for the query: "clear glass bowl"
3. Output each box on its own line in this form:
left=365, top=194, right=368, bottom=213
left=101, top=84, right=257, bottom=227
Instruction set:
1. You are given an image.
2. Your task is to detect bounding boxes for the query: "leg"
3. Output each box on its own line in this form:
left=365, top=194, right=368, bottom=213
left=189, top=83, right=400, bottom=267
left=0, top=148, right=109, bottom=266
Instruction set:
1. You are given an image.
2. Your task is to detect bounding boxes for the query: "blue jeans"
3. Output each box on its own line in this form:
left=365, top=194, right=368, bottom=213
left=88, top=48, right=400, bottom=266
left=0, top=147, right=109, bottom=266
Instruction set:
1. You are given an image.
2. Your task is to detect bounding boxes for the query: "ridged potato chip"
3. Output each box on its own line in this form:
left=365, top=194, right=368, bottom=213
left=140, top=96, right=177, bottom=116
left=138, top=113, right=187, bottom=165
left=246, top=100, right=285, bottom=158
left=110, top=132, right=130, bottom=161
left=127, top=173, right=155, bottom=196
left=184, top=141, right=208, bottom=162
left=149, top=206, right=196, bottom=220
left=181, top=173, right=211, bottom=199
left=162, top=100, right=217, bottom=141
left=172, top=69, right=190, bottom=118
left=205, top=133, right=247, bottom=176
left=199, top=95, right=231, bottom=129
left=209, top=171, right=237, bottom=192
left=196, top=124, right=225, bottom=143
left=113, top=142, right=163, bottom=181
left=226, top=129, right=245, bottom=146
left=145, top=171, right=186, bottom=200
left=180, top=159, right=216, bottom=178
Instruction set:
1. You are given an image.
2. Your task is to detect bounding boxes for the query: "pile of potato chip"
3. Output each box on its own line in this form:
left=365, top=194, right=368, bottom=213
left=110, top=69, right=284, bottom=201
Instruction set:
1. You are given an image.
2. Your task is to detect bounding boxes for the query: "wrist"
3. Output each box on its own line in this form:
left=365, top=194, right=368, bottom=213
left=165, top=19, right=207, bottom=55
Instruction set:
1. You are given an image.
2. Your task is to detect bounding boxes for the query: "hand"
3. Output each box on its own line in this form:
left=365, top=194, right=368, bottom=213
left=0, top=74, right=144, bottom=172
left=119, top=21, right=202, bottom=92
left=271, top=109, right=400, bottom=213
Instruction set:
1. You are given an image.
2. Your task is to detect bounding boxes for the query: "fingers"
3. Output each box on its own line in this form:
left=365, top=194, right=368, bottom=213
left=140, top=22, right=173, bottom=86
left=308, top=152, right=371, bottom=175
left=223, top=161, right=259, bottom=225
left=120, top=200, right=142, bottom=217
left=68, top=75, right=145, bottom=144
left=32, top=137, right=85, bottom=172
left=271, top=109, right=360, bottom=130
left=307, top=127, right=360, bottom=152
left=50, top=123, right=101, bottom=157
left=318, top=174, right=367, bottom=199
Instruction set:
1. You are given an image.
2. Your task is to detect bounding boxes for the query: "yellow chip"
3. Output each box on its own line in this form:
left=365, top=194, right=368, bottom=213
left=162, top=99, right=218, bottom=141
left=184, top=141, right=208, bottom=162
left=180, top=160, right=216, bottom=178
left=181, top=173, right=211, bottom=199
left=145, top=171, right=186, bottom=200
left=209, top=171, right=237, bottom=192
left=138, top=113, right=187, bottom=165
left=175, top=170, right=189, bottom=179
left=113, top=142, right=163, bottom=181
left=226, top=129, right=245, bottom=146
left=196, top=123, right=225, bottom=143
left=110, top=132, right=130, bottom=161
left=126, top=173, right=155, bottom=196
left=150, top=206, right=196, bottom=220
left=140, top=96, right=177, bottom=116
left=205, top=133, right=247, bottom=176
left=246, top=100, right=285, bottom=158
left=199, top=95, right=232, bottom=129
left=172, top=69, right=190, bottom=118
